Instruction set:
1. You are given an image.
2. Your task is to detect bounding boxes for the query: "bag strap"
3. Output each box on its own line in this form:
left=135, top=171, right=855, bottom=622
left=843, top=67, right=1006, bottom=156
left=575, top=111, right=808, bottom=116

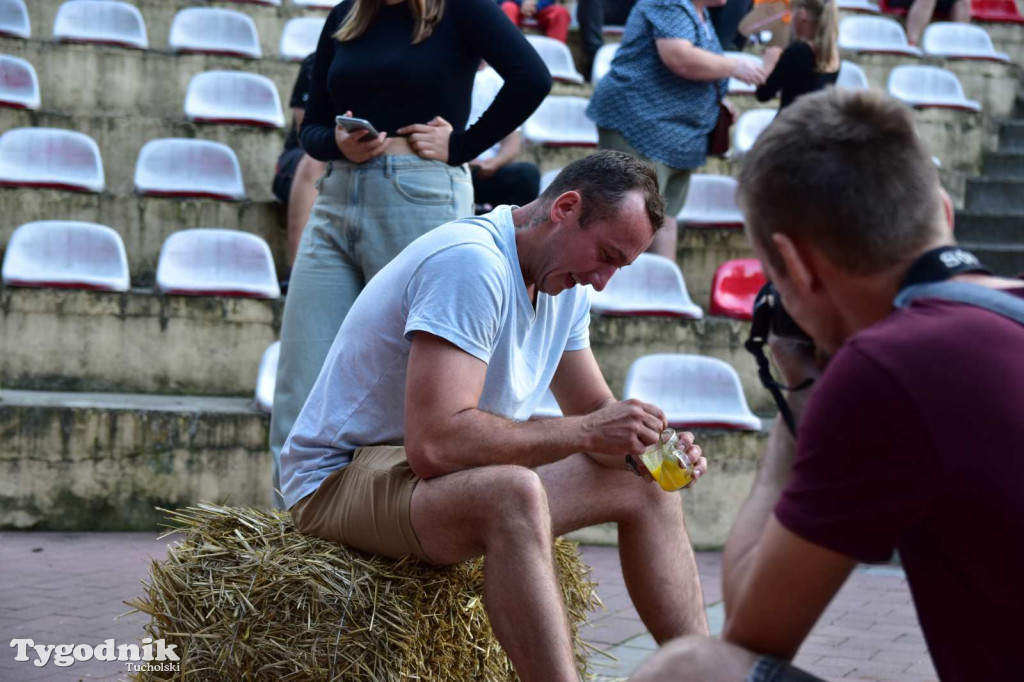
left=894, top=281, right=1024, bottom=325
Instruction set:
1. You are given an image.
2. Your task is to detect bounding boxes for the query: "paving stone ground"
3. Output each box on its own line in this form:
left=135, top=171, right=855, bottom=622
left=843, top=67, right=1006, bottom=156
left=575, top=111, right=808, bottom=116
left=0, top=532, right=937, bottom=681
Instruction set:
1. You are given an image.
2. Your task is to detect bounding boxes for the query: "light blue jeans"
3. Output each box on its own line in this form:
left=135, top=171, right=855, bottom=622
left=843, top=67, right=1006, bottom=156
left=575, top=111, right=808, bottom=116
left=270, top=155, right=474, bottom=506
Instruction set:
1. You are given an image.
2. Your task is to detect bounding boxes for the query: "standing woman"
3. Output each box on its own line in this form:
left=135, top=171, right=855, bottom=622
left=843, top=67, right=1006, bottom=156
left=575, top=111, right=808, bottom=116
left=271, top=0, right=551, bottom=504
left=756, top=0, right=839, bottom=110
left=587, top=0, right=766, bottom=259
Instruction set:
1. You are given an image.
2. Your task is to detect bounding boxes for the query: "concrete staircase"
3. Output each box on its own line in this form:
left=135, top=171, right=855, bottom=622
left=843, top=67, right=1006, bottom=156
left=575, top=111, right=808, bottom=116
left=956, top=99, right=1024, bottom=276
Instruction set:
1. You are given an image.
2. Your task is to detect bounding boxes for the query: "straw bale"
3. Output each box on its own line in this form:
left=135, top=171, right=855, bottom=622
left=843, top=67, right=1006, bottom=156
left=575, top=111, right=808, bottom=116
left=125, top=504, right=603, bottom=681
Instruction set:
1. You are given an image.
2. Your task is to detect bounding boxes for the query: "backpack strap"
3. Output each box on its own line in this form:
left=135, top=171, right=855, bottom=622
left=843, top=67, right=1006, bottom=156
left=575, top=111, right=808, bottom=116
left=894, top=281, right=1024, bottom=325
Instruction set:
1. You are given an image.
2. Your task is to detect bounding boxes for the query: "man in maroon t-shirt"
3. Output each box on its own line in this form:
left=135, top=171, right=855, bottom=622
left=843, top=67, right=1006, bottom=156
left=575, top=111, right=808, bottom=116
left=631, top=89, right=1024, bottom=681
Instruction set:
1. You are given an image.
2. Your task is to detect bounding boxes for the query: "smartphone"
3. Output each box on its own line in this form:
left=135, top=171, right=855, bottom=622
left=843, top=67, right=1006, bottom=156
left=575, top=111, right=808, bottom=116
left=335, top=115, right=380, bottom=141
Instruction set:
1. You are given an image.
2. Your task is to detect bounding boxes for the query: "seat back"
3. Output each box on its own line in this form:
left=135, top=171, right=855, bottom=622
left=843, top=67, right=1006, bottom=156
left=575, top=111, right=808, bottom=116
left=624, top=354, right=761, bottom=430
left=724, top=51, right=764, bottom=94
left=887, top=64, right=980, bottom=111
left=0, top=55, right=40, bottom=109
left=709, top=258, right=765, bottom=321
left=185, top=71, right=285, bottom=128
left=223, top=0, right=280, bottom=5
left=839, top=16, right=921, bottom=54
left=731, top=109, right=775, bottom=156
left=53, top=0, right=148, bottom=49
left=523, top=96, right=598, bottom=147
left=0, top=127, right=104, bottom=192
left=255, top=341, right=280, bottom=413
left=922, top=22, right=1007, bottom=60
left=590, top=253, right=703, bottom=319
left=836, top=60, right=869, bottom=90
left=0, top=0, right=29, bottom=38
left=169, top=8, right=261, bottom=59
left=3, top=220, right=130, bottom=291
left=678, top=174, right=743, bottom=228
left=591, top=42, right=619, bottom=84
left=836, top=0, right=880, bottom=13
left=135, top=139, right=245, bottom=201
left=525, top=35, right=584, bottom=83
left=970, top=0, right=1024, bottom=22
left=156, top=229, right=280, bottom=299
left=539, top=167, right=561, bottom=194
left=293, top=0, right=340, bottom=7
left=280, top=17, right=324, bottom=61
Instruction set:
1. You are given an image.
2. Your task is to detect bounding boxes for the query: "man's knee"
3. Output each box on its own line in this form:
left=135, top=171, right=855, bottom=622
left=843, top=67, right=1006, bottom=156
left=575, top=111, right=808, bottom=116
left=486, top=466, right=550, bottom=533
left=632, top=636, right=757, bottom=682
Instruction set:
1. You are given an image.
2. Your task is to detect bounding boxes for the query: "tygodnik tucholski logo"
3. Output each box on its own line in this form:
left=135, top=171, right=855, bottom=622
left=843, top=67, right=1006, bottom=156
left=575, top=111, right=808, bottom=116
left=10, top=637, right=181, bottom=672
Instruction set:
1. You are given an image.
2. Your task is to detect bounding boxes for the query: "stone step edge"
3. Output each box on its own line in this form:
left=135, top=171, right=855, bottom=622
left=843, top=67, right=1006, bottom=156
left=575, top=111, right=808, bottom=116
left=0, top=388, right=263, bottom=416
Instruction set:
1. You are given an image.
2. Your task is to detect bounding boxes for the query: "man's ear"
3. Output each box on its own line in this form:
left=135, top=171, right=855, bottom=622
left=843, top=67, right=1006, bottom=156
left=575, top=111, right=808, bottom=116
left=939, top=189, right=954, bottom=235
left=550, top=190, right=582, bottom=225
left=772, top=233, right=817, bottom=297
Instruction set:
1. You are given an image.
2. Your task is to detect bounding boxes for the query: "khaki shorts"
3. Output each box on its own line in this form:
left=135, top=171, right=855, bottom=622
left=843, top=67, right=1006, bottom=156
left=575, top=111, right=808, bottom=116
left=597, top=126, right=693, bottom=218
left=290, top=445, right=430, bottom=562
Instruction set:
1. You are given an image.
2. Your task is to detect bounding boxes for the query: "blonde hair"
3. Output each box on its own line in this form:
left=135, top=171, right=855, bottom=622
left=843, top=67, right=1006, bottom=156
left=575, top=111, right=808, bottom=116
left=334, top=0, right=445, bottom=44
left=793, top=0, right=839, bottom=72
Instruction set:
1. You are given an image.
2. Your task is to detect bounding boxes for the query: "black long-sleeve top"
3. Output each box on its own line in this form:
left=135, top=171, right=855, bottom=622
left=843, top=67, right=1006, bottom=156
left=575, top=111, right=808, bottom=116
left=300, top=0, right=552, bottom=166
left=755, top=41, right=838, bottom=110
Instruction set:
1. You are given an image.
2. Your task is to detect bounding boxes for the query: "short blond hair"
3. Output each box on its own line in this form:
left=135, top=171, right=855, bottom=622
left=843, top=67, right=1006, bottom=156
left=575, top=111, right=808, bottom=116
left=738, top=89, right=945, bottom=276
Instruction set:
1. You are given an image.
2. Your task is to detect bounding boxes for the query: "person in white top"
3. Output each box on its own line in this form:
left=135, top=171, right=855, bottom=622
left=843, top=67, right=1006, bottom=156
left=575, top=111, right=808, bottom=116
left=283, top=151, right=711, bottom=682
left=469, top=62, right=542, bottom=211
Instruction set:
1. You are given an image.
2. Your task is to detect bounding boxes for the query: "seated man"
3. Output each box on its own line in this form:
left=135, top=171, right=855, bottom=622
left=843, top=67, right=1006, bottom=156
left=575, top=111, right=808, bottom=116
left=272, top=52, right=326, bottom=271
left=630, top=89, right=1024, bottom=682
left=280, top=151, right=711, bottom=681
left=470, top=63, right=541, bottom=212
left=501, top=0, right=572, bottom=43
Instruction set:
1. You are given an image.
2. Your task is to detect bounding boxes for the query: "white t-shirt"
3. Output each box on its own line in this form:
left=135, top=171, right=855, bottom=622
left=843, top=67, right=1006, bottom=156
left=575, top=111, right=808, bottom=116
left=279, top=206, right=592, bottom=508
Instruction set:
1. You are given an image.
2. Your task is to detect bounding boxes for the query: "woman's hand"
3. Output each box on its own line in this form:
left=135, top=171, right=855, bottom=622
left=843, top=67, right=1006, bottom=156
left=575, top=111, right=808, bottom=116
left=398, top=116, right=454, bottom=163
left=335, top=111, right=391, bottom=163
left=730, top=58, right=768, bottom=86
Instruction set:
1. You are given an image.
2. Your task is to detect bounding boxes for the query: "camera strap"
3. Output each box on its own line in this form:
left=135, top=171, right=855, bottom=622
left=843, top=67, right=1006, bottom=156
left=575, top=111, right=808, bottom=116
left=899, top=245, right=990, bottom=288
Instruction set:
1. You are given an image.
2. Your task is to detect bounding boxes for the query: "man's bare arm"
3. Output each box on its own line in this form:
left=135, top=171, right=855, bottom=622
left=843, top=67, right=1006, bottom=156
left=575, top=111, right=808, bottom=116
left=404, top=333, right=665, bottom=479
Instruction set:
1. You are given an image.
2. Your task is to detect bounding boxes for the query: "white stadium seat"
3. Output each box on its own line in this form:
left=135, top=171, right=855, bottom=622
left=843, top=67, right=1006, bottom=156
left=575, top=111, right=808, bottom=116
left=523, top=96, right=598, bottom=147
left=624, top=354, right=761, bottom=431
left=590, top=253, right=703, bottom=319
left=838, top=16, right=921, bottom=56
left=0, top=127, right=104, bottom=192
left=525, top=35, right=584, bottom=84
left=730, top=109, right=775, bottom=157
left=134, top=139, right=246, bottom=201
left=156, top=229, right=280, bottom=299
left=725, top=51, right=764, bottom=95
left=0, top=0, right=29, bottom=38
left=539, top=168, right=561, bottom=194
left=169, top=8, right=261, bottom=59
left=255, top=340, right=280, bottom=413
left=922, top=23, right=1009, bottom=62
left=185, top=71, right=285, bottom=128
left=531, top=388, right=563, bottom=419
left=591, top=42, right=619, bottom=84
left=678, top=175, right=744, bottom=229
left=280, top=17, right=324, bottom=62
left=3, top=221, right=129, bottom=291
left=836, top=60, right=870, bottom=90
left=0, top=55, right=40, bottom=109
left=293, top=0, right=341, bottom=7
left=836, top=0, right=880, bottom=12
left=53, top=0, right=148, bottom=50
left=224, top=0, right=279, bottom=5
left=887, top=65, right=981, bottom=111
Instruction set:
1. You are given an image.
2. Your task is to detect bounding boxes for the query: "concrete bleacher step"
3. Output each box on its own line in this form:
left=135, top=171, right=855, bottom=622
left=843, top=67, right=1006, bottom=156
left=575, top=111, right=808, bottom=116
left=24, top=0, right=331, bottom=58
left=0, top=188, right=286, bottom=286
left=0, top=389, right=271, bottom=530
left=0, top=37, right=301, bottom=120
left=956, top=211, right=1024, bottom=242
left=0, top=284, right=775, bottom=411
left=0, top=108, right=285, bottom=203
left=997, top=120, right=1024, bottom=152
left=0, top=385, right=771, bottom=545
left=956, top=242, right=1024, bottom=275
left=964, top=176, right=1024, bottom=211
left=982, top=151, right=1024, bottom=178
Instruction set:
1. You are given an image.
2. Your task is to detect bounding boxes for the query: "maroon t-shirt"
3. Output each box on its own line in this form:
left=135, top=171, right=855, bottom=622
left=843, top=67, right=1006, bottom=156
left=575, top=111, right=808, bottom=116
left=775, top=289, right=1024, bottom=682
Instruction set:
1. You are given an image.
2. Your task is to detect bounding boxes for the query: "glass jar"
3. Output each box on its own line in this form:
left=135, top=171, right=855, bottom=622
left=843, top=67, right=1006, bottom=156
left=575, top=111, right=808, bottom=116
left=639, top=428, right=694, bottom=492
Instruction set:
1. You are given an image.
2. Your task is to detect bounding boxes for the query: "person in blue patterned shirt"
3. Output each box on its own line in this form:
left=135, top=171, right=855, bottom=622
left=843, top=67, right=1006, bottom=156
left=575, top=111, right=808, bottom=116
left=588, top=0, right=766, bottom=257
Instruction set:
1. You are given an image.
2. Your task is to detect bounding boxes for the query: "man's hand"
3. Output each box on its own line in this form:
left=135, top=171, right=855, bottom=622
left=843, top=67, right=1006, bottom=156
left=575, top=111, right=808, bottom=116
left=469, top=156, right=502, bottom=179
left=335, top=110, right=391, bottom=163
left=581, top=399, right=667, bottom=457
left=768, top=333, right=825, bottom=390
left=398, top=116, right=453, bottom=163
left=672, top=430, right=708, bottom=486
left=521, top=0, right=538, bottom=16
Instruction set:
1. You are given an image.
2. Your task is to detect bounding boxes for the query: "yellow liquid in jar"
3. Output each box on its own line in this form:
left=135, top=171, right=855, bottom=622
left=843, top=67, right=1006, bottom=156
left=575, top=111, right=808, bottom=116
left=647, top=457, right=693, bottom=492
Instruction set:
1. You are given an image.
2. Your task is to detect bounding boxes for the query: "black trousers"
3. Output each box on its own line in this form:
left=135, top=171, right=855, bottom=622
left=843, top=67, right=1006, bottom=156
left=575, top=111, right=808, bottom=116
left=708, top=0, right=754, bottom=52
left=578, top=0, right=637, bottom=64
left=472, top=162, right=540, bottom=209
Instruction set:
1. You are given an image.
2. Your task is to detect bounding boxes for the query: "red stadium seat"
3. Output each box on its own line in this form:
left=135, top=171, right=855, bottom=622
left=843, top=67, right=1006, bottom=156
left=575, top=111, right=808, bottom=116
left=710, top=258, right=766, bottom=321
left=971, top=0, right=1024, bottom=22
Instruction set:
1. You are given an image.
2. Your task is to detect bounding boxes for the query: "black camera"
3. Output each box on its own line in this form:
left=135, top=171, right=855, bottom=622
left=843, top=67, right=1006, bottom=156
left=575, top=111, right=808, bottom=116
left=749, top=282, right=810, bottom=344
